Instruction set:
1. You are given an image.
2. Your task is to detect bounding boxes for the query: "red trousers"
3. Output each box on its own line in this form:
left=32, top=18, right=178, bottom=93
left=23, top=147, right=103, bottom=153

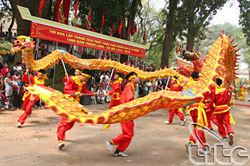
left=168, top=109, right=184, bottom=123
left=215, top=111, right=234, bottom=137
left=57, top=117, right=75, bottom=141
left=189, top=110, right=206, bottom=148
left=109, top=99, right=120, bottom=109
left=18, top=94, right=39, bottom=125
left=206, top=111, right=219, bottom=130
left=112, top=120, right=134, bottom=152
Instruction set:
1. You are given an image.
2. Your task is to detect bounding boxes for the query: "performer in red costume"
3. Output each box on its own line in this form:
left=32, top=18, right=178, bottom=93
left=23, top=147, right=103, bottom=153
left=105, top=73, right=123, bottom=109
left=203, top=92, right=218, bottom=130
left=57, top=69, right=98, bottom=150
left=211, top=78, right=234, bottom=145
left=17, top=69, right=47, bottom=128
left=106, top=72, right=139, bottom=157
left=185, top=72, right=207, bottom=153
left=165, top=76, right=186, bottom=126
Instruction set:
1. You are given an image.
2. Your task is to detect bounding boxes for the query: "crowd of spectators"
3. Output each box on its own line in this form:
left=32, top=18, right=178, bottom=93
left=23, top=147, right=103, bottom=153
left=0, top=59, right=24, bottom=110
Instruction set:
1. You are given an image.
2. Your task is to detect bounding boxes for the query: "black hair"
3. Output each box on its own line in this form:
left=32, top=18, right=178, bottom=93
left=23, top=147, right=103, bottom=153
left=173, top=76, right=178, bottom=80
left=216, top=78, right=222, bottom=86
left=116, top=72, right=124, bottom=79
left=191, top=71, right=199, bottom=79
left=82, top=69, right=91, bottom=76
left=38, top=69, right=46, bottom=74
left=5, top=72, right=11, bottom=77
left=16, top=62, right=21, bottom=65
left=125, top=72, right=137, bottom=80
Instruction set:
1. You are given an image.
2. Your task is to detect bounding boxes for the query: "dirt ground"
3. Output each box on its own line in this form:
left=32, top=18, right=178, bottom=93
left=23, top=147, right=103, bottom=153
left=0, top=96, right=250, bottom=166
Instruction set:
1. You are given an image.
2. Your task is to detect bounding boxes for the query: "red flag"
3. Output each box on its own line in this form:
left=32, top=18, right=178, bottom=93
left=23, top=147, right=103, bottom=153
left=131, top=24, right=137, bottom=36
left=101, top=9, right=105, bottom=27
left=74, top=0, right=79, bottom=19
left=39, top=0, right=45, bottom=15
left=143, top=31, right=146, bottom=43
left=110, top=25, right=115, bottom=36
left=54, top=0, right=70, bottom=24
left=118, top=19, right=123, bottom=35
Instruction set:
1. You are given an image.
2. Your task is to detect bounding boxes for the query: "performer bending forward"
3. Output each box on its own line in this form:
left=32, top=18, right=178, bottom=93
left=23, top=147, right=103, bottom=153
left=165, top=76, right=186, bottom=126
left=106, top=72, right=139, bottom=157
left=57, top=69, right=98, bottom=150
left=17, top=69, right=47, bottom=128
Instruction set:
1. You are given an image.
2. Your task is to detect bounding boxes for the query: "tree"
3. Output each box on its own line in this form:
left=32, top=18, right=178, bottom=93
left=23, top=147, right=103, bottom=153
left=238, top=0, right=250, bottom=46
left=9, top=0, right=52, bottom=36
left=77, top=0, right=142, bottom=63
left=182, top=0, right=227, bottom=51
left=160, top=0, right=178, bottom=68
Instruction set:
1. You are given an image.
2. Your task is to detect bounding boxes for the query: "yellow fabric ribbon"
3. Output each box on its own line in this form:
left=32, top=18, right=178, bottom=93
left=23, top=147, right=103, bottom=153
left=196, top=102, right=208, bottom=129
left=178, top=108, right=183, bottom=114
left=229, top=113, right=235, bottom=125
left=103, top=124, right=111, bottom=130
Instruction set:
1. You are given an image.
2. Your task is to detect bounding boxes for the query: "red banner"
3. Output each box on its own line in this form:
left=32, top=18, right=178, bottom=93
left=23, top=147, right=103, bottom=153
left=30, top=22, right=146, bottom=58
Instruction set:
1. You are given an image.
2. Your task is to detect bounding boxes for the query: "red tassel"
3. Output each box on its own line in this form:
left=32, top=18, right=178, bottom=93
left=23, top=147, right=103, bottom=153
left=222, top=29, right=225, bottom=34
left=236, top=54, right=241, bottom=57
left=231, top=39, right=234, bottom=43
left=236, top=58, right=240, bottom=60
left=228, top=34, right=231, bottom=38
left=232, top=44, right=238, bottom=48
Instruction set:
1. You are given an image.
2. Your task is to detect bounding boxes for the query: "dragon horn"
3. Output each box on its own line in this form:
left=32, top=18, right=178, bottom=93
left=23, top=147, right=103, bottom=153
left=219, top=33, right=223, bottom=38
left=232, top=44, right=238, bottom=48
left=234, top=48, right=240, bottom=52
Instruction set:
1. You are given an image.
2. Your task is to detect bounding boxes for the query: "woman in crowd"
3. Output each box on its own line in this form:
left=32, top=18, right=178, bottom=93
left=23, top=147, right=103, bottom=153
left=12, top=73, right=23, bottom=109
left=4, top=72, right=12, bottom=109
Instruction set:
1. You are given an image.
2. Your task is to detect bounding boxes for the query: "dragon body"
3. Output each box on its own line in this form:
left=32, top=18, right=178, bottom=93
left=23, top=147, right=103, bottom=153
left=16, top=31, right=239, bottom=125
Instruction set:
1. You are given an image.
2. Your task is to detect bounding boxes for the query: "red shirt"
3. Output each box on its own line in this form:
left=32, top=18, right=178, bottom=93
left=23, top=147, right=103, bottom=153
left=64, top=76, right=94, bottom=103
left=108, top=80, right=122, bottom=100
left=1, top=67, right=10, bottom=77
left=22, top=73, right=45, bottom=86
left=119, top=82, right=135, bottom=104
left=169, top=83, right=182, bottom=91
left=211, top=86, right=231, bottom=114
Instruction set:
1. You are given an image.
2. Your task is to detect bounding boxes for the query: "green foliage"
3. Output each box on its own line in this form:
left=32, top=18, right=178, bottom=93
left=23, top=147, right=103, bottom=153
left=195, top=23, right=250, bottom=66
left=238, top=0, right=250, bottom=46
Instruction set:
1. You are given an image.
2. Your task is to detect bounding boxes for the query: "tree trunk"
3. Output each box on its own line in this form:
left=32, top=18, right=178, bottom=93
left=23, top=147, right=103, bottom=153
left=186, top=1, right=195, bottom=51
left=161, top=0, right=178, bottom=68
left=119, top=0, right=141, bottom=64
left=9, top=0, right=51, bottom=36
left=8, top=15, right=15, bottom=42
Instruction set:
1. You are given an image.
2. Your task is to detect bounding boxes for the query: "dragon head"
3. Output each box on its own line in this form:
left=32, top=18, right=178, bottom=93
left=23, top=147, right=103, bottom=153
left=14, top=36, right=35, bottom=52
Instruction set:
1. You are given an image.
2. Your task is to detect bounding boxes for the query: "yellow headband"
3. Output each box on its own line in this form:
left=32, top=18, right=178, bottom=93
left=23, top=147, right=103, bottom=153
left=38, top=72, right=48, bottom=79
left=75, top=69, right=81, bottom=73
left=128, top=75, right=136, bottom=81
left=81, top=72, right=91, bottom=78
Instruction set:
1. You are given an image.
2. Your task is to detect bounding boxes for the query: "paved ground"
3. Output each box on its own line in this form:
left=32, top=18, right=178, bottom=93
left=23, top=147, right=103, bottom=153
left=0, top=95, right=249, bottom=166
